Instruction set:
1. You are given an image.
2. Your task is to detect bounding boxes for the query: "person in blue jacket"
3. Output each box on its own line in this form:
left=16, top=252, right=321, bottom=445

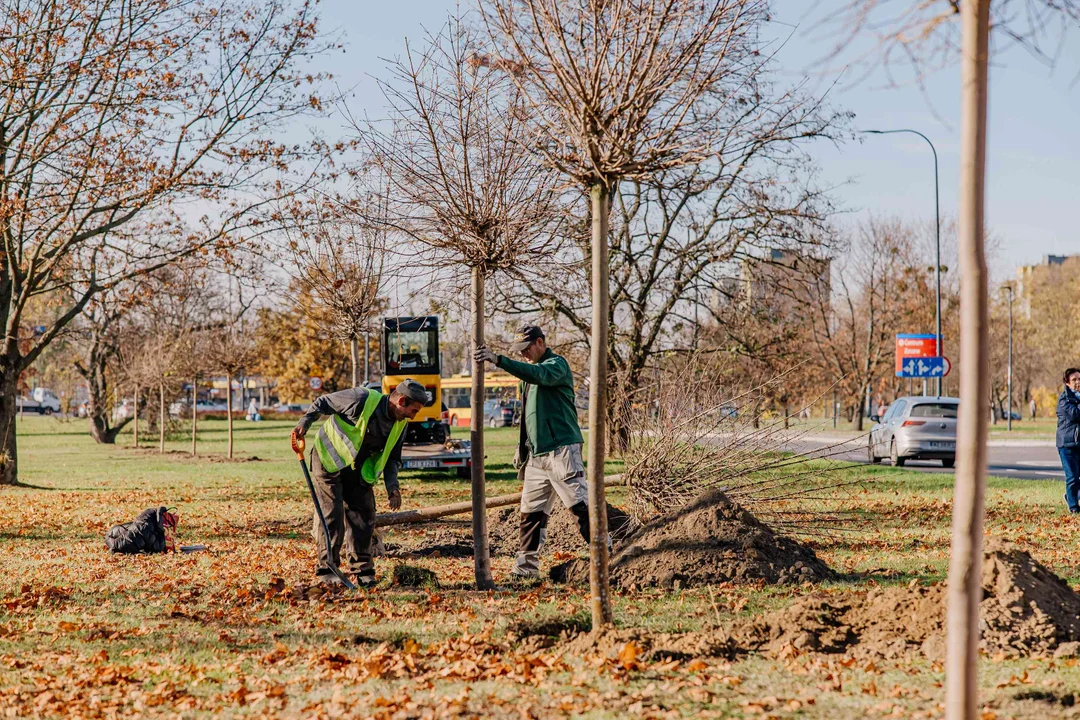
left=1056, top=367, right=1080, bottom=513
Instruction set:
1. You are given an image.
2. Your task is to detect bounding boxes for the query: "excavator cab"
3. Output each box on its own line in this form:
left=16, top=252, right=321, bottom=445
left=382, top=316, right=446, bottom=444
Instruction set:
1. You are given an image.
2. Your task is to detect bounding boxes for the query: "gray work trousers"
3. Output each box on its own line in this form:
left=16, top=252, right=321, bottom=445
left=309, top=451, right=376, bottom=578
left=514, top=443, right=589, bottom=576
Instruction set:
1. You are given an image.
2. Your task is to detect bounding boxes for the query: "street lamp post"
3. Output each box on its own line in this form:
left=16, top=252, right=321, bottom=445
left=862, top=129, right=943, bottom=396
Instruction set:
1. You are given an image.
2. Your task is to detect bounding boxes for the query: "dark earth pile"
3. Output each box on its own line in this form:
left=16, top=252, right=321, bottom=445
left=631, top=540, right=1080, bottom=661
left=550, top=489, right=833, bottom=589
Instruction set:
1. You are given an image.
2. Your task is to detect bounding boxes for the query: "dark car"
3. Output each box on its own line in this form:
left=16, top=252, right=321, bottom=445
left=483, top=399, right=517, bottom=428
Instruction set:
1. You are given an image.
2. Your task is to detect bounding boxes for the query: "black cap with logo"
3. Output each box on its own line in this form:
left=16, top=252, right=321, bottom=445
left=510, top=325, right=545, bottom=353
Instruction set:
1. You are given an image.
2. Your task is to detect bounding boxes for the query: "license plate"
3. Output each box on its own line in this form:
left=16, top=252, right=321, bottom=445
left=405, top=459, right=440, bottom=469
left=928, top=441, right=955, bottom=449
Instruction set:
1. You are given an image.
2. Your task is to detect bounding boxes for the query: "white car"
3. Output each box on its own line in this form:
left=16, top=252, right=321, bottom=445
left=18, top=388, right=62, bottom=415
left=869, top=396, right=958, bottom=468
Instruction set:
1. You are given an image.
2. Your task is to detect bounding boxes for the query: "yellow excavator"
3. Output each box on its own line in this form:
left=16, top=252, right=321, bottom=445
left=381, top=315, right=446, bottom=445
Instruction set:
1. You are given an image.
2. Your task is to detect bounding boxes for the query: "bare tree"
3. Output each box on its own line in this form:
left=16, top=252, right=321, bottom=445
left=207, top=326, right=258, bottom=460
left=73, top=286, right=149, bottom=444
left=132, top=332, right=186, bottom=454
left=481, top=0, right=769, bottom=628
left=494, top=84, right=847, bottom=447
left=819, top=1, right=1056, bottom=716
left=280, top=194, right=388, bottom=387
left=948, top=7, right=991, bottom=718
left=359, top=14, right=560, bottom=590
left=0, top=0, right=334, bottom=484
left=804, top=219, right=933, bottom=431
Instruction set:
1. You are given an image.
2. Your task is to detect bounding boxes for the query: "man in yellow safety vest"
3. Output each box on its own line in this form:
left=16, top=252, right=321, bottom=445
left=292, top=379, right=428, bottom=586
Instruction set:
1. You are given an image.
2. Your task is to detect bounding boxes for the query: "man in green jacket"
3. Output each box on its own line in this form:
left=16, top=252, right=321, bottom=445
left=474, top=325, right=592, bottom=579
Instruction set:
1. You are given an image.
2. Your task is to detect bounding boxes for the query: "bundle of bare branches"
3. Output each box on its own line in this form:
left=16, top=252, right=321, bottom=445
left=620, top=354, right=865, bottom=536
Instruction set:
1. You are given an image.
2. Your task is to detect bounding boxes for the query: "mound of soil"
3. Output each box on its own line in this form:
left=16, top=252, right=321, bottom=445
left=665, top=540, right=1080, bottom=660
left=487, top=502, right=634, bottom=557
left=550, top=489, right=833, bottom=589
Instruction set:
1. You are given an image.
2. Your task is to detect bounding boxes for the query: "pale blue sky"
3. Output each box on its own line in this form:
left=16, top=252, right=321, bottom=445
left=314, top=0, right=1080, bottom=279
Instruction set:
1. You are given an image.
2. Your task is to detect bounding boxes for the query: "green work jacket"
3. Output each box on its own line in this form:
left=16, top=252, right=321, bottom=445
left=495, top=348, right=584, bottom=457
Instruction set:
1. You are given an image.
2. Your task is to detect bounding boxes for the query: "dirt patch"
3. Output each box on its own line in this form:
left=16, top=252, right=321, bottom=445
left=380, top=525, right=474, bottom=559
left=665, top=540, right=1080, bottom=660
left=392, top=564, right=440, bottom=588
left=506, top=613, right=592, bottom=653
left=551, top=489, right=833, bottom=589
left=487, top=502, right=634, bottom=557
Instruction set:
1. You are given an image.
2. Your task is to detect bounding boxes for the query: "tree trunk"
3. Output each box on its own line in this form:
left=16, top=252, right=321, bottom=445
left=470, top=266, right=494, bottom=590
left=350, top=336, right=361, bottom=387
left=226, top=371, right=234, bottom=460
left=159, top=381, right=166, bottom=453
left=84, top=360, right=118, bottom=444
left=607, top=370, right=633, bottom=454
left=854, top=400, right=864, bottom=431
left=946, top=4, right=991, bottom=720
left=133, top=386, right=139, bottom=448
left=587, top=181, right=613, bottom=628
left=364, top=331, right=370, bottom=383
left=191, top=377, right=197, bottom=457
left=0, top=370, right=19, bottom=485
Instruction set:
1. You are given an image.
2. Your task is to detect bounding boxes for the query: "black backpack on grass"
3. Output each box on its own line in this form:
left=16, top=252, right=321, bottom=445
left=105, top=507, right=177, bottom=554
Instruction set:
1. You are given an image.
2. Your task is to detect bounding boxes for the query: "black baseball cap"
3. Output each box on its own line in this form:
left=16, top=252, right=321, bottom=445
left=510, top=325, right=545, bottom=353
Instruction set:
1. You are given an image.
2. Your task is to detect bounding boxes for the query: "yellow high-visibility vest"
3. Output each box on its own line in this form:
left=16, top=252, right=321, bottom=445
left=314, top=390, right=406, bottom=483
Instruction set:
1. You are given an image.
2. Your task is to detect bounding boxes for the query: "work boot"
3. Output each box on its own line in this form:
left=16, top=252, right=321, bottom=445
left=569, top=501, right=591, bottom=542
left=354, top=573, right=377, bottom=588
left=569, top=501, right=613, bottom=551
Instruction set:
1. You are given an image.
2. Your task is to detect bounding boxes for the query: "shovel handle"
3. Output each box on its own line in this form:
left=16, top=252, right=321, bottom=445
left=291, top=430, right=305, bottom=460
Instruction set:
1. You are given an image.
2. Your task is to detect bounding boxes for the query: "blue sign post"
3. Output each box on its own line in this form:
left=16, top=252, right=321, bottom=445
left=896, top=356, right=951, bottom=378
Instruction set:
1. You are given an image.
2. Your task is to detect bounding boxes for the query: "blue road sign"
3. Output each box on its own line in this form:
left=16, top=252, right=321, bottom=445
left=896, top=356, right=951, bottom=378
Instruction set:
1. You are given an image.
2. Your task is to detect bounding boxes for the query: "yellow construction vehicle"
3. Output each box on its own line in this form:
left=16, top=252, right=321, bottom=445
left=381, top=316, right=447, bottom=445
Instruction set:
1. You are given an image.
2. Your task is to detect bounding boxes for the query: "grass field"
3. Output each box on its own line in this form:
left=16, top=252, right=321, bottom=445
left=1, top=415, right=1078, bottom=718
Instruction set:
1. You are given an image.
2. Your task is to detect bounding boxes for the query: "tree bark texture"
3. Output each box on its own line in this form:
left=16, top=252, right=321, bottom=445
left=226, top=372, right=234, bottom=460
left=159, top=382, right=166, bottom=453
left=350, top=336, right=361, bottom=388
left=946, top=3, right=991, bottom=720
left=133, top=386, right=139, bottom=448
left=470, top=267, right=494, bottom=590
left=0, top=369, right=18, bottom=485
left=588, top=182, right=613, bottom=627
left=79, top=345, right=131, bottom=444
left=191, top=377, right=198, bottom=457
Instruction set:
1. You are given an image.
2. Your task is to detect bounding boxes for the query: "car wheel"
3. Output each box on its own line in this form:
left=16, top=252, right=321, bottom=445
left=43, top=408, right=53, bottom=416
left=456, top=467, right=471, bottom=479
left=941, top=458, right=955, bottom=468
left=890, top=441, right=905, bottom=467
left=868, top=437, right=881, bottom=464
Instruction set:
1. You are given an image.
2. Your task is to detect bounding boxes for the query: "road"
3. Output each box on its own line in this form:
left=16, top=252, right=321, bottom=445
left=790, top=435, right=1063, bottom=481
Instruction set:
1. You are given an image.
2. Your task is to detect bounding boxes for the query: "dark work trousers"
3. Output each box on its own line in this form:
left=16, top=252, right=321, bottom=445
left=1060, top=446, right=1080, bottom=513
left=309, top=450, right=377, bottom=578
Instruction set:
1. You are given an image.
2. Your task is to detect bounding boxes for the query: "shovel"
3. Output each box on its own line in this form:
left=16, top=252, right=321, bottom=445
left=292, top=431, right=356, bottom=590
